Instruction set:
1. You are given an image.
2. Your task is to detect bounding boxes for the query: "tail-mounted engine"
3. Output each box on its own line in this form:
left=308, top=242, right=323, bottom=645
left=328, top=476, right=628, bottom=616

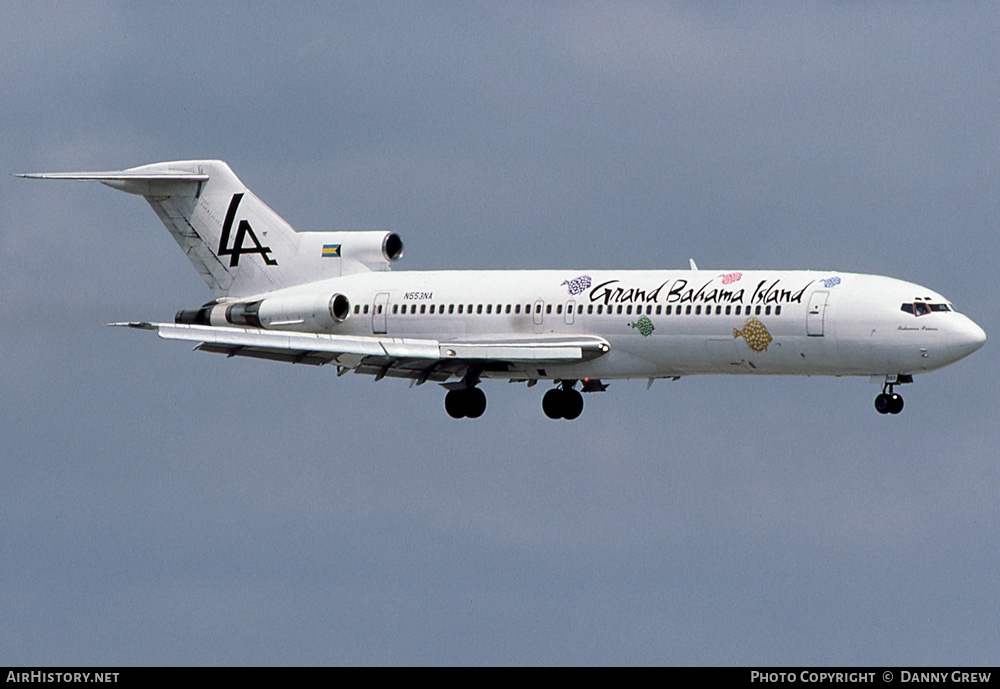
left=299, top=230, right=404, bottom=277
left=176, top=292, right=352, bottom=332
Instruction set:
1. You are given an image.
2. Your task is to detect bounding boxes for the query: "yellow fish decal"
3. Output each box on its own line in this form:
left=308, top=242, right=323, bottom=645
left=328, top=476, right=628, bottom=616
left=733, top=317, right=772, bottom=352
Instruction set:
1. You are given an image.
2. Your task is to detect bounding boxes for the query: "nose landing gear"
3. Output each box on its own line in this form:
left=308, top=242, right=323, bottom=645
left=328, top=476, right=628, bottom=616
left=875, top=374, right=911, bottom=415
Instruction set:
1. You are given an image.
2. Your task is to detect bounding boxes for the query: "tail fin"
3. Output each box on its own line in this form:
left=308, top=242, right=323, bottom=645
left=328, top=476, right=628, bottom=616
left=19, top=160, right=392, bottom=299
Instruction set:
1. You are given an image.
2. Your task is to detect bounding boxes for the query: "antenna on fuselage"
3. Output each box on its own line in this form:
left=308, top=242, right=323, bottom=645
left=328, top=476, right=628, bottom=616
left=689, top=258, right=699, bottom=271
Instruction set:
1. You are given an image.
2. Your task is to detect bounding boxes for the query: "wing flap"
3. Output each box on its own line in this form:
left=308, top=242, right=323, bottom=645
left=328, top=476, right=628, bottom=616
left=117, top=323, right=609, bottom=377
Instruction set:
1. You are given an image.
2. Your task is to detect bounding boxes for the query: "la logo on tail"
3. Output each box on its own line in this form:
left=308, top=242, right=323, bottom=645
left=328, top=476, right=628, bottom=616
left=218, top=193, right=278, bottom=267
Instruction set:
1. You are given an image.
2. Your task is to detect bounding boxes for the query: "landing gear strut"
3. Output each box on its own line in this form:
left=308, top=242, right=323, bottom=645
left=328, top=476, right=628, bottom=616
left=874, top=375, right=909, bottom=415
left=542, top=382, right=585, bottom=420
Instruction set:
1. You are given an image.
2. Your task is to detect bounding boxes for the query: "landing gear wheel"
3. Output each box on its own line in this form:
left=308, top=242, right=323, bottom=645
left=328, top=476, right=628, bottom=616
left=875, top=393, right=891, bottom=414
left=888, top=393, right=904, bottom=415
left=542, top=388, right=564, bottom=420
left=445, top=390, right=466, bottom=418
left=562, top=389, right=584, bottom=420
left=466, top=387, right=487, bottom=418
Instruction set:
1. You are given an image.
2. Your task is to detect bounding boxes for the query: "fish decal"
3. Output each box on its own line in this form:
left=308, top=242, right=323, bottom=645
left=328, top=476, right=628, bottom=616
left=719, top=271, right=743, bottom=285
left=561, top=274, right=592, bottom=295
left=820, top=276, right=841, bottom=288
left=733, top=317, right=772, bottom=352
left=630, top=315, right=655, bottom=337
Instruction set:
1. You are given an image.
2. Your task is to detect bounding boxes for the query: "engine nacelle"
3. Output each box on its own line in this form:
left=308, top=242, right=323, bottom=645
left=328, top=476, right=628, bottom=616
left=340, top=230, right=403, bottom=270
left=299, top=230, right=403, bottom=275
left=176, top=293, right=352, bottom=333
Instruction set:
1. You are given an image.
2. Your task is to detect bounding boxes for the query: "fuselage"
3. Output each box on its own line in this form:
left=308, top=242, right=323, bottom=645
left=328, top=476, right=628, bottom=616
left=230, top=268, right=986, bottom=381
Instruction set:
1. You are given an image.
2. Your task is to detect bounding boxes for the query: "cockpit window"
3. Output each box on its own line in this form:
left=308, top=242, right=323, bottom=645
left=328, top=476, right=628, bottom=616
left=901, top=302, right=951, bottom=316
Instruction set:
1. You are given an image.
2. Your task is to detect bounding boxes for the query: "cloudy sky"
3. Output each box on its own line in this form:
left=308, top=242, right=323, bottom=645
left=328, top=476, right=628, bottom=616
left=2, top=2, right=998, bottom=665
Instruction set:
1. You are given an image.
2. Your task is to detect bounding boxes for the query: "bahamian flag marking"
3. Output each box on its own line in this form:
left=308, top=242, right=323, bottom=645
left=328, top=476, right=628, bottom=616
left=322, top=244, right=341, bottom=258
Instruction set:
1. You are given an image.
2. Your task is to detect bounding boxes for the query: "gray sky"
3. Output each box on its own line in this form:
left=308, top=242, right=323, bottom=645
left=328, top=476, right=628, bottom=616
left=2, top=2, right=998, bottom=665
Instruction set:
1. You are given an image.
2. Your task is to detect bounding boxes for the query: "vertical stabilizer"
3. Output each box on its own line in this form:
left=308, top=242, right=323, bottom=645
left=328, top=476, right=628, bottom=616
left=19, top=160, right=349, bottom=299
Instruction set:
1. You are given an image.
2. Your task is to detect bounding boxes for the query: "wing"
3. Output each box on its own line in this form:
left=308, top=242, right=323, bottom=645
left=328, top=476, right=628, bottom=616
left=116, top=322, right=610, bottom=383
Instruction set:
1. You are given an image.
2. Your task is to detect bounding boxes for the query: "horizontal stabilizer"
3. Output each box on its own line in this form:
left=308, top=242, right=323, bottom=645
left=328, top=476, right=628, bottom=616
left=16, top=170, right=208, bottom=182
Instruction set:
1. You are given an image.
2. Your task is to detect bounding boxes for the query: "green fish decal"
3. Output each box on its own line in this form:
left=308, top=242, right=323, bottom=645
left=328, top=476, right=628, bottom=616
left=630, top=315, right=655, bottom=337
left=733, top=317, right=772, bottom=352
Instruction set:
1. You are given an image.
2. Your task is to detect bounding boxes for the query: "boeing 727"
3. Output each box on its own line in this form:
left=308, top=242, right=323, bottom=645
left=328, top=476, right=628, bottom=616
left=19, top=160, right=986, bottom=419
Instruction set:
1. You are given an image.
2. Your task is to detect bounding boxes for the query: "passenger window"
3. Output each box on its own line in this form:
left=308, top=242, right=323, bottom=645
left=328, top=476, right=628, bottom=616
left=725, top=305, right=731, bottom=315
left=546, top=305, right=552, bottom=314
left=765, top=306, right=771, bottom=316
left=695, top=305, right=701, bottom=315
left=420, top=305, right=426, bottom=314
left=776, top=306, right=782, bottom=315
left=626, top=305, right=632, bottom=315
left=477, top=305, right=483, bottom=314
left=755, top=306, right=762, bottom=316
left=686, top=305, right=692, bottom=315
left=556, top=304, right=562, bottom=315
left=364, top=305, right=370, bottom=314
left=656, top=305, right=662, bottom=315
left=486, top=304, right=492, bottom=314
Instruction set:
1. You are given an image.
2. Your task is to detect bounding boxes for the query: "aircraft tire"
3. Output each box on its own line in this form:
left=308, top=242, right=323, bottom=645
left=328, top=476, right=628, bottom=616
left=874, top=393, right=890, bottom=414
left=542, top=388, right=564, bottom=419
left=445, top=390, right=466, bottom=419
left=562, top=389, right=584, bottom=420
left=889, top=393, right=904, bottom=415
left=466, top=388, right=487, bottom=418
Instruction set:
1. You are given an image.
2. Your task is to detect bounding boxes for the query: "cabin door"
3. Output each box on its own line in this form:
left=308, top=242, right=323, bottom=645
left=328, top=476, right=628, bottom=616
left=806, top=290, right=829, bottom=336
left=372, top=292, right=389, bottom=334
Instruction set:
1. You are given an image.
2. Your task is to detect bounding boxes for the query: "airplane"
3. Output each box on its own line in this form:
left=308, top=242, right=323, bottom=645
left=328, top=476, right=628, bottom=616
left=19, top=160, right=986, bottom=419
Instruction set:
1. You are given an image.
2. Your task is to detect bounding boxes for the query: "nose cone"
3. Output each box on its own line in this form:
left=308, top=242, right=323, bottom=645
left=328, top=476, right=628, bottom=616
left=948, top=316, right=987, bottom=362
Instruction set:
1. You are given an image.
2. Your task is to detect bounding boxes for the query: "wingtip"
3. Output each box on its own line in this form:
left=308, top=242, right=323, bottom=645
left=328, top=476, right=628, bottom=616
left=108, top=321, right=158, bottom=330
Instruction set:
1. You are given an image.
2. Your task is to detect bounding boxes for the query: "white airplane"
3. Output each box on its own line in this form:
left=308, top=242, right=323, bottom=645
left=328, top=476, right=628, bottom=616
left=20, top=160, right=986, bottom=419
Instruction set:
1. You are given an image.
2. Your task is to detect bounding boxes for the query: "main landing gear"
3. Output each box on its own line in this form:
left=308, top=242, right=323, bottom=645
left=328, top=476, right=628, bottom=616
left=874, top=374, right=912, bottom=415
left=542, top=382, right=585, bottom=421
left=444, top=387, right=487, bottom=419
left=441, top=376, right=605, bottom=420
